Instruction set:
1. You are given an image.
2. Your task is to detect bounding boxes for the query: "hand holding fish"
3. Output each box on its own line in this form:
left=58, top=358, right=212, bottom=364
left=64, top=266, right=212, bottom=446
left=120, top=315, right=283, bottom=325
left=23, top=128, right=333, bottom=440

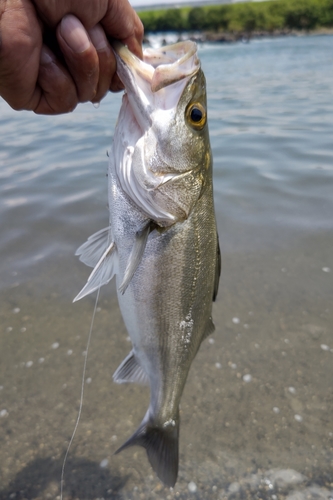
left=0, top=0, right=143, bottom=114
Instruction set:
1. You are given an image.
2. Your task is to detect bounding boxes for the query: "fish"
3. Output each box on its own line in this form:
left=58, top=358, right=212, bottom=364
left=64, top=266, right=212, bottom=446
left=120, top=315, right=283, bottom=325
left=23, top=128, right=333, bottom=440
left=74, top=40, right=221, bottom=487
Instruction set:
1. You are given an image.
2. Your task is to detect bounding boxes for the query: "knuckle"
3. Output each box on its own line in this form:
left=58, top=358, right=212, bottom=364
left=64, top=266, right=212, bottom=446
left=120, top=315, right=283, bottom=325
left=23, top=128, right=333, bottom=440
left=7, top=100, right=24, bottom=111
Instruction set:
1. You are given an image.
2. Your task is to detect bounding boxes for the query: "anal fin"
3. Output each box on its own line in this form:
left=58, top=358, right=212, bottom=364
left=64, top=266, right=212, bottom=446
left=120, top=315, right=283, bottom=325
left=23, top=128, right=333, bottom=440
left=113, top=350, right=149, bottom=385
left=203, top=316, right=215, bottom=341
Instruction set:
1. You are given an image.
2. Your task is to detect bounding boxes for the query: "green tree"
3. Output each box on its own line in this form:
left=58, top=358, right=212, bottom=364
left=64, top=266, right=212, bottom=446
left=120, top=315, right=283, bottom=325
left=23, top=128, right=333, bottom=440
left=228, top=4, right=258, bottom=32
left=282, top=0, right=321, bottom=29
left=205, top=6, right=230, bottom=31
left=155, top=8, right=186, bottom=31
left=188, top=7, right=206, bottom=31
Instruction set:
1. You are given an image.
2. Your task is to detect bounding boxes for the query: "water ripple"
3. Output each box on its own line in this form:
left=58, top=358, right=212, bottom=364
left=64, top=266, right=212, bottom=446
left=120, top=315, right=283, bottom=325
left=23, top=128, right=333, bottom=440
left=1, top=35, right=333, bottom=284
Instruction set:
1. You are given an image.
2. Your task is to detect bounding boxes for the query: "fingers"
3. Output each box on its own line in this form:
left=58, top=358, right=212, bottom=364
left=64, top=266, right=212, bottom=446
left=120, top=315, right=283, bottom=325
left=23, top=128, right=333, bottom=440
left=34, top=45, right=78, bottom=114
left=34, top=0, right=144, bottom=100
left=0, top=0, right=42, bottom=110
left=56, top=15, right=99, bottom=103
left=57, top=15, right=118, bottom=103
left=34, top=0, right=144, bottom=59
left=0, top=0, right=144, bottom=114
left=35, top=13, right=121, bottom=113
left=102, top=0, right=144, bottom=59
left=25, top=27, right=115, bottom=115
left=88, top=24, right=117, bottom=102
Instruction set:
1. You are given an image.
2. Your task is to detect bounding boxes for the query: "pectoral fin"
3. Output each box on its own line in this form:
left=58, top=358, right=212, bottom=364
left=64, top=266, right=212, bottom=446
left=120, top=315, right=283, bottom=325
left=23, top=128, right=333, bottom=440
left=73, top=241, right=117, bottom=302
left=119, top=220, right=155, bottom=295
left=113, top=350, right=149, bottom=385
left=75, top=227, right=111, bottom=268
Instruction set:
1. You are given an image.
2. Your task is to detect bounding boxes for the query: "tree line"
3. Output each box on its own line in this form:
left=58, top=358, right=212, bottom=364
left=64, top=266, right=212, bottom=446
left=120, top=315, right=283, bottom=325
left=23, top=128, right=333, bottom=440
left=138, top=0, right=333, bottom=33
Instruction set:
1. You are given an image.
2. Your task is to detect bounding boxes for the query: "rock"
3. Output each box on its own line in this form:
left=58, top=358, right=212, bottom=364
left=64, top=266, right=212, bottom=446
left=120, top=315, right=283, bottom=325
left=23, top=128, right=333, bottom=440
left=188, top=481, right=197, bottom=493
left=267, top=469, right=306, bottom=489
left=241, top=474, right=261, bottom=492
left=286, top=492, right=306, bottom=500
left=302, top=324, right=325, bottom=339
left=286, top=486, right=333, bottom=500
left=306, top=485, right=333, bottom=500
left=228, top=482, right=241, bottom=494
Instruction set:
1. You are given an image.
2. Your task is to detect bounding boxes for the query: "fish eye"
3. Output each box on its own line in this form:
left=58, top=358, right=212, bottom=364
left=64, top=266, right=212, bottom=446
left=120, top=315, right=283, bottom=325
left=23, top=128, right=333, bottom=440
left=190, top=107, right=202, bottom=122
left=186, top=102, right=206, bottom=131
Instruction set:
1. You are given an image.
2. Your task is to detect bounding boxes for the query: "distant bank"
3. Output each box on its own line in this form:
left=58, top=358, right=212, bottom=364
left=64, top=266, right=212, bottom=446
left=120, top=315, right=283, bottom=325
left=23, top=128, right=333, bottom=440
left=138, top=0, right=333, bottom=39
left=134, top=0, right=246, bottom=11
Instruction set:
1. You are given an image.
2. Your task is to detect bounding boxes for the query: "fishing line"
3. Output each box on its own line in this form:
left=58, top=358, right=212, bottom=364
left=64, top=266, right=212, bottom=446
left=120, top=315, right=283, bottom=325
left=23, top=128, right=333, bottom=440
left=60, top=284, right=102, bottom=500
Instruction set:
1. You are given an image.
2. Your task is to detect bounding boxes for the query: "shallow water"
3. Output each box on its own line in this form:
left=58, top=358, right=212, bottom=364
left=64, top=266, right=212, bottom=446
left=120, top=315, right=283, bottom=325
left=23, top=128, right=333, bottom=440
left=0, top=35, right=332, bottom=499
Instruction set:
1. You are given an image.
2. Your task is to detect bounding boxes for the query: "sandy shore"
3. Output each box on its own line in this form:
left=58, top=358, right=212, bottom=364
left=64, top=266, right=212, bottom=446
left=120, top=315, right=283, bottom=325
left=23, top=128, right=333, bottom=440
left=0, top=229, right=332, bottom=499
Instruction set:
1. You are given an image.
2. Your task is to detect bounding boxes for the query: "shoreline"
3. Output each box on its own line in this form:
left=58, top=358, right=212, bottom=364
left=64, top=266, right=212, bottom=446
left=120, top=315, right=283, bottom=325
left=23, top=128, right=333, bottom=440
left=144, top=27, right=333, bottom=44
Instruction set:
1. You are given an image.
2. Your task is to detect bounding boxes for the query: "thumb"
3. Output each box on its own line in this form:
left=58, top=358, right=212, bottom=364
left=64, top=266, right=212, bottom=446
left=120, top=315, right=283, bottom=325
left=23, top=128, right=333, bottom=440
left=56, top=15, right=100, bottom=103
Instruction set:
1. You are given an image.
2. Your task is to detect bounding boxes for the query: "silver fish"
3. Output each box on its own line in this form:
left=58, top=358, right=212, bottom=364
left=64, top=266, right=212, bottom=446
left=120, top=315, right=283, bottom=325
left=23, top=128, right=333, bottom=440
left=74, top=41, right=220, bottom=487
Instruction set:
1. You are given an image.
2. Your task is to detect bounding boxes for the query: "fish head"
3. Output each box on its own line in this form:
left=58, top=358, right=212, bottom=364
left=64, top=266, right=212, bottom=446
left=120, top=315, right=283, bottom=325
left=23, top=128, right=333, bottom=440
left=112, top=41, right=212, bottom=227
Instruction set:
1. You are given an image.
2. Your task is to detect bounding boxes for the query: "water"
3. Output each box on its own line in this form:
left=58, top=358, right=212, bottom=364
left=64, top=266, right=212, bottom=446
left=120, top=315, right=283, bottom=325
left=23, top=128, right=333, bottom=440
left=0, top=35, right=332, bottom=499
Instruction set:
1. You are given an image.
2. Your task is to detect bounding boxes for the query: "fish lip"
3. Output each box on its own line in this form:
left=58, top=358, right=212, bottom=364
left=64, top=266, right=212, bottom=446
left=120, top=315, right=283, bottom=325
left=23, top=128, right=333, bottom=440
left=111, top=40, right=200, bottom=92
left=111, top=41, right=200, bottom=129
left=111, top=40, right=155, bottom=86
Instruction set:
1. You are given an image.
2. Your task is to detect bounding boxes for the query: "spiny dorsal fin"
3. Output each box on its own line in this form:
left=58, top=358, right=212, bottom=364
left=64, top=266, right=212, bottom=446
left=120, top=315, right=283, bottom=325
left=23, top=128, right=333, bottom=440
left=119, top=220, right=155, bottom=295
left=115, top=410, right=179, bottom=488
left=75, top=227, right=111, bottom=268
left=113, top=350, right=149, bottom=385
left=73, top=241, right=117, bottom=302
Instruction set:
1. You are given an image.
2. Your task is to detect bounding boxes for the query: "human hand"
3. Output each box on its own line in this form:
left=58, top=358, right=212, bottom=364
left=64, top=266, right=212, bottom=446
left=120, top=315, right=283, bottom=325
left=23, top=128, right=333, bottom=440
left=0, top=0, right=143, bottom=114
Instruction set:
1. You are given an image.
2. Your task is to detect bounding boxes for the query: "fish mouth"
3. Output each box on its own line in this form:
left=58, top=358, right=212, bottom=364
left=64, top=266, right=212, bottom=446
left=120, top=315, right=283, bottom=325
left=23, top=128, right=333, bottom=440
left=111, top=41, right=200, bottom=128
left=112, top=40, right=199, bottom=93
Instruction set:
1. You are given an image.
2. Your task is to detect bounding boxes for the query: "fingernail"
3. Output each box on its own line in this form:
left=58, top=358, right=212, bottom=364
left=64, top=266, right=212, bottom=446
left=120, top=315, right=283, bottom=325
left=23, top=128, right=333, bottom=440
left=61, top=15, right=90, bottom=53
left=40, top=47, right=53, bottom=65
left=89, top=25, right=108, bottom=51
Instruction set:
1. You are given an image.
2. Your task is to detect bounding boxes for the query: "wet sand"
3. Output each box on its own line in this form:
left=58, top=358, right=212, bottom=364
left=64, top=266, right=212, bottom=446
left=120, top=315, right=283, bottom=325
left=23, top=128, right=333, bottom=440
left=0, top=230, right=332, bottom=499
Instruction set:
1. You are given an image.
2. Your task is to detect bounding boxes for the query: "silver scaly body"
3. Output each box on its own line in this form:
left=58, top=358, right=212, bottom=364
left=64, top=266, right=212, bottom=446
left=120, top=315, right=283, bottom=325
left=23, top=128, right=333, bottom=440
left=74, top=41, right=220, bottom=487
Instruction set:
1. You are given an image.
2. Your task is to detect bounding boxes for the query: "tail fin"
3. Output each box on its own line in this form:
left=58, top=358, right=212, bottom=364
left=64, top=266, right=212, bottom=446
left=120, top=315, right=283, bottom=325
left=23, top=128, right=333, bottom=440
left=115, top=411, right=179, bottom=487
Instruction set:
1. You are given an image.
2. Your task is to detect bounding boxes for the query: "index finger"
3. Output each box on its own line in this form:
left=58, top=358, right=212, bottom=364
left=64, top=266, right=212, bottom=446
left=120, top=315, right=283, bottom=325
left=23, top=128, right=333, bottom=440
left=34, top=0, right=144, bottom=59
left=101, top=0, right=144, bottom=59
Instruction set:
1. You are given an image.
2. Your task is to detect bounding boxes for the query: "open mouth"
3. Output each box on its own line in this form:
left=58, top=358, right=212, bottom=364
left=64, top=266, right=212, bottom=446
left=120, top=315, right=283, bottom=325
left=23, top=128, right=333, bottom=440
left=111, top=40, right=200, bottom=93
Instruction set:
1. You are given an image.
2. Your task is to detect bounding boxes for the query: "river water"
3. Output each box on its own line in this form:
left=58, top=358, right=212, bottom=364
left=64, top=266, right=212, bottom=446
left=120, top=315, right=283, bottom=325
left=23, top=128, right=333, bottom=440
left=0, top=35, right=332, bottom=499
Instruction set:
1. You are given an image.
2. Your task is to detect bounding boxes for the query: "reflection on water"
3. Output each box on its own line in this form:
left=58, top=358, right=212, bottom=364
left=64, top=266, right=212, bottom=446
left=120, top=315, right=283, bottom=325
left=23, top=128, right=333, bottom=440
left=0, top=35, right=332, bottom=499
